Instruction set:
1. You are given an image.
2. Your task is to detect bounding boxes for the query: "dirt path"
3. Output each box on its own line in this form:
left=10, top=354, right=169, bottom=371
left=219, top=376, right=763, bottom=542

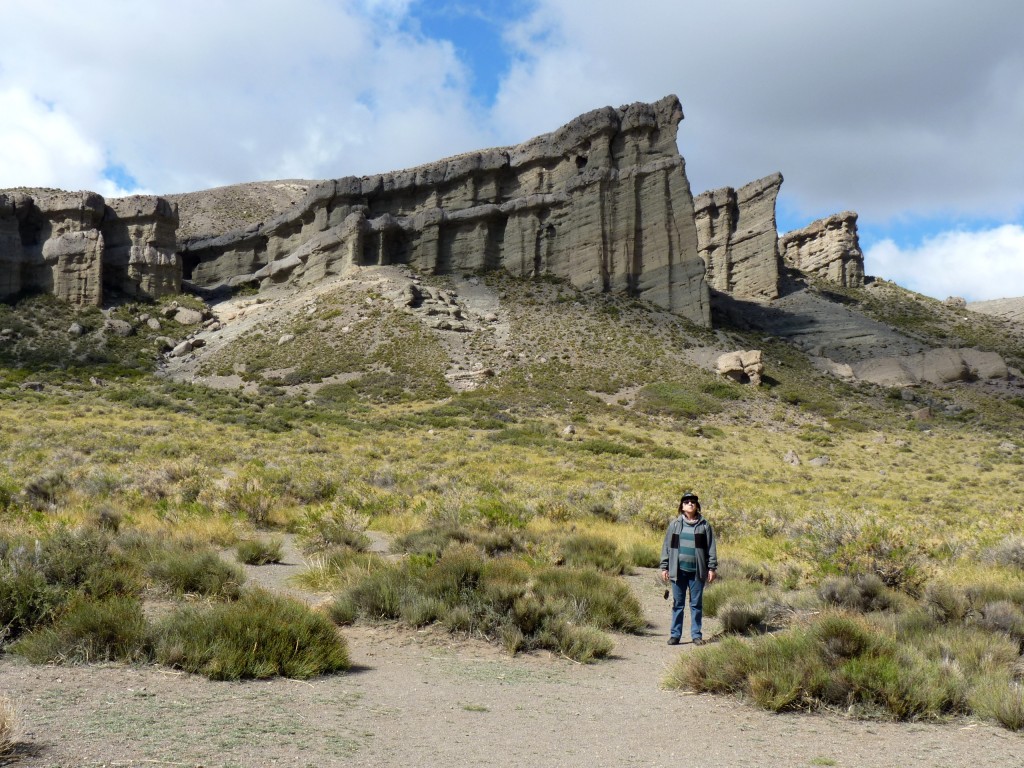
left=2, top=541, right=1021, bottom=767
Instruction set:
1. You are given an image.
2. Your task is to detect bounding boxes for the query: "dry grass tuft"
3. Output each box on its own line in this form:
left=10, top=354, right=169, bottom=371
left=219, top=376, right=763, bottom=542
left=0, top=695, right=16, bottom=757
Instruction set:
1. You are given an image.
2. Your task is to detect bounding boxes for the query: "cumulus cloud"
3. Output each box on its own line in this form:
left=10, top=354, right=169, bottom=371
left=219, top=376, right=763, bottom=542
left=0, top=1, right=493, bottom=194
left=865, top=226, right=1024, bottom=302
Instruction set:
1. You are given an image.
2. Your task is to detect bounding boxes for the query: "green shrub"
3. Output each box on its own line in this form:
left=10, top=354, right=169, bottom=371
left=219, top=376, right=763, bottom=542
left=535, top=568, right=645, bottom=632
left=558, top=534, right=629, bottom=574
left=703, top=579, right=763, bottom=618
left=624, top=540, right=661, bottom=568
left=0, top=567, right=65, bottom=642
left=152, top=589, right=349, bottom=680
left=718, top=600, right=767, bottom=635
left=923, top=582, right=969, bottom=623
left=299, top=507, right=370, bottom=553
left=634, top=382, right=721, bottom=420
left=969, top=674, right=1024, bottom=730
left=667, top=612, right=966, bottom=720
left=819, top=575, right=895, bottom=612
left=147, top=547, right=244, bottom=599
left=236, top=537, right=284, bottom=565
left=988, top=538, right=1024, bottom=570
left=12, top=596, right=148, bottom=664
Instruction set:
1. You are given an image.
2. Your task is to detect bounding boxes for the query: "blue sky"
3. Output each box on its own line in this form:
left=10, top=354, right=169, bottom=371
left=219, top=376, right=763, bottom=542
left=2, top=0, right=1023, bottom=301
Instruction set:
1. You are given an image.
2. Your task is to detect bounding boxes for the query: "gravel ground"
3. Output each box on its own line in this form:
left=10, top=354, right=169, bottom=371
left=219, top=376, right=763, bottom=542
left=2, top=540, right=1021, bottom=768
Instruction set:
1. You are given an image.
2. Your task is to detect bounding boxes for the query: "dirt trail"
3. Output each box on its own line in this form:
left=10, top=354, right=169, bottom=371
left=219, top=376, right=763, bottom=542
left=2, top=540, right=1020, bottom=767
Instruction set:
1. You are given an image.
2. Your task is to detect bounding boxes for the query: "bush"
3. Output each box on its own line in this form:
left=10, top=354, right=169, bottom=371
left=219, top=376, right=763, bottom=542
left=666, top=611, right=966, bottom=720
left=0, top=567, right=64, bottom=643
left=236, top=537, right=284, bottom=565
left=987, top=538, right=1024, bottom=570
left=718, top=600, right=767, bottom=635
left=923, top=582, right=969, bottom=623
left=147, top=546, right=244, bottom=599
left=152, top=589, right=349, bottom=680
left=703, top=579, right=763, bottom=619
left=558, top=534, right=629, bottom=574
left=12, top=596, right=149, bottom=664
left=974, top=601, right=1024, bottom=648
left=969, top=674, right=1024, bottom=730
left=0, top=695, right=16, bottom=758
left=819, top=575, right=895, bottom=612
left=299, top=507, right=370, bottom=553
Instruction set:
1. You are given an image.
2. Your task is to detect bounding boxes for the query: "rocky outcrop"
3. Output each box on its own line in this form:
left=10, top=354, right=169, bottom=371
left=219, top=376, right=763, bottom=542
left=716, top=349, right=764, bottom=385
left=0, top=189, right=180, bottom=306
left=968, top=297, right=1024, bottom=325
left=849, top=348, right=1009, bottom=387
left=694, top=173, right=783, bottom=300
left=102, top=196, right=181, bottom=300
left=779, top=211, right=864, bottom=288
left=180, top=95, right=711, bottom=326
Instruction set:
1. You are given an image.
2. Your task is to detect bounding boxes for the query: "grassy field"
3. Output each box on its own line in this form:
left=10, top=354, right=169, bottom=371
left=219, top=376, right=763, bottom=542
left=1, top=273, right=1023, bottom=729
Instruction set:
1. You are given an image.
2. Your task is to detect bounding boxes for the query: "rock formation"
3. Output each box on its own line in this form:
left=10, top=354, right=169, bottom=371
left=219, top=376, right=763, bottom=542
left=180, top=95, right=711, bottom=327
left=0, top=189, right=180, bottom=306
left=694, top=173, right=783, bottom=300
left=779, top=211, right=864, bottom=288
left=848, top=348, right=1008, bottom=387
left=102, top=195, right=181, bottom=300
left=715, top=349, right=764, bottom=385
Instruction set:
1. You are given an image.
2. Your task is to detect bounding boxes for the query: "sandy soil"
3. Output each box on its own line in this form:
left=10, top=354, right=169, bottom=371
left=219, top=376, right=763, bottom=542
left=2, top=539, right=1021, bottom=767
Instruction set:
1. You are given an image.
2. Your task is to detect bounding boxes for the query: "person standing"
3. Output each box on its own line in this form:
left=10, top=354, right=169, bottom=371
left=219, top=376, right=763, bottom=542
left=660, top=491, right=717, bottom=645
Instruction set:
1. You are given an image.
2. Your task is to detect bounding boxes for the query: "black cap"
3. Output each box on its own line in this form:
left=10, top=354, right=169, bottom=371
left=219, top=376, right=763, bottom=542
left=681, top=491, right=699, bottom=502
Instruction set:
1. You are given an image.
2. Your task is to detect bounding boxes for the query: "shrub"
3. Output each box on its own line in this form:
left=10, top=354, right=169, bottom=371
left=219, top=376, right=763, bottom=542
left=12, top=596, right=149, bottom=664
left=923, top=582, right=969, bottom=623
left=152, top=589, right=349, bottom=680
left=666, top=612, right=966, bottom=720
left=535, top=568, right=645, bottom=633
left=969, top=674, right=1024, bottom=731
left=819, top=575, right=895, bottom=612
left=217, top=475, right=276, bottom=527
left=299, top=507, right=370, bottom=553
left=0, top=567, right=64, bottom=642
left=718, top=600, right=767, bottom=635
left=147, top=546, right=244, bottom=599
left=703, top=579, right=763, bottom=619
left=987, top=538, right=1024, bottom=570
left=974, top=601, right=1024, bottom=648
left=0, top=695, right=16, bottom=758
left=558, top=534, right=629, bottom=574
left=236, top=537, right=284, bottom=565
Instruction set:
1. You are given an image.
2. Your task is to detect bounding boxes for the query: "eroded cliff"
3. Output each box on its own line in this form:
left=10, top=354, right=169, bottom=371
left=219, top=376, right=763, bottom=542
left=180, top=95, right=711, bottom=326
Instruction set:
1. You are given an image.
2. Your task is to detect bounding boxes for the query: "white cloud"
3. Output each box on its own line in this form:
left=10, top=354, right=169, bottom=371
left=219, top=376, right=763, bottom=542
left=865, top=226, right=1024, bottom=302
left=0, top=87, right=107, bottom=192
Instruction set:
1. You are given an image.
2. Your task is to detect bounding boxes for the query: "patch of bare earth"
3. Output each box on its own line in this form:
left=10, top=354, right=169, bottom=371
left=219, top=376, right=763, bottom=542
left=1, top=540, right=1019, bottom=767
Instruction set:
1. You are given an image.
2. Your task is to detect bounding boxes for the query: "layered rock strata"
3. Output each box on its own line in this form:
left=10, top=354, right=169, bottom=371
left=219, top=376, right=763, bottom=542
left=694, top=173, right=783, bottom=300
left=0, top=190, right=180, bottom=305
left=180, top=95, right=711, bottom=326
left=779, top=211, right=864, bottom=288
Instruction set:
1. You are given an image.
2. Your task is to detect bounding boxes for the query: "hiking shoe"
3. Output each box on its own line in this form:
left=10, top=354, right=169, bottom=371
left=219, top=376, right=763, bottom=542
left=667, top=637, right=680, bottom=645
left=692, top=638, right=706, bottom=646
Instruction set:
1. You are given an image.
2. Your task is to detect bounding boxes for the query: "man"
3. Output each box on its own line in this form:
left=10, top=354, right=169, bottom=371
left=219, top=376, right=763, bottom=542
left=659, top=491, right=717, bottom=645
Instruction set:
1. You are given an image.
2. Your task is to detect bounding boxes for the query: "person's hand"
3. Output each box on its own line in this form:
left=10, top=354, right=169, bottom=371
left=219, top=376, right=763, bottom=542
left=707, top=569, right=717, bottom=584
left=660, top=569, right=669, bottom=584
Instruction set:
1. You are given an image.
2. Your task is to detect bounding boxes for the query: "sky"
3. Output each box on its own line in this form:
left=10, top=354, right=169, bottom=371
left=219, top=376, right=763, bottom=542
left=1, top=0, right=1022, bottom=302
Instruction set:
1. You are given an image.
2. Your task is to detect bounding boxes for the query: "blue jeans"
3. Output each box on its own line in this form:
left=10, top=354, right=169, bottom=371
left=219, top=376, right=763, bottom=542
left=670, top=570, right=704, bottom=641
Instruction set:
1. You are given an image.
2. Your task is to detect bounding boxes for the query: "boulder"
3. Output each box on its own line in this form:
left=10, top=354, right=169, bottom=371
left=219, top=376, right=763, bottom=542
left=716, top=349, right=764, bottom=385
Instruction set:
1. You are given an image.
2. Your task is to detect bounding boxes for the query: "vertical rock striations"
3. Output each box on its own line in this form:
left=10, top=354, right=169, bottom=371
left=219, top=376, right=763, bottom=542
left=102, top=196, right=181, bottom=300
left=694, top=173, right=783, bottom=300
left=779, top=211, right=864, bottom=288
left=181, top=95, right=711, bottom=326
left=0, top=190, right=180, bottom=306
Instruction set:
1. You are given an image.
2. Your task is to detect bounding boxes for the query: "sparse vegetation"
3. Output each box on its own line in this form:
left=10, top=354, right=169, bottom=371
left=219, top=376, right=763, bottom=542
left=2, top=271, right=1024, bottom=734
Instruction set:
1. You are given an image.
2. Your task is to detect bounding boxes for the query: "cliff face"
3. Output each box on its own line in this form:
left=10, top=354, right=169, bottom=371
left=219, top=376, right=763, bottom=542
left=0, top=190, right=180, bottom=306
left=181, top=95, right=711, bottom=326
left=779, top=211, right=864, bottom=288
left=693, top=173, right=783, bottom=300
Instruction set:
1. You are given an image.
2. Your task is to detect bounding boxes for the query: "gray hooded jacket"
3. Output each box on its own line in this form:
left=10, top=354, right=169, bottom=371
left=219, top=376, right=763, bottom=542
left=659, top=514, right=718, bottom=582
